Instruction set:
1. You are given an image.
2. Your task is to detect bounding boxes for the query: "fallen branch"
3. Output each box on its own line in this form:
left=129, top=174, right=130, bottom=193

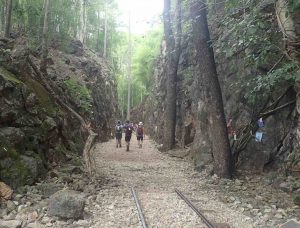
left=27, top=56, right=97, bottom=177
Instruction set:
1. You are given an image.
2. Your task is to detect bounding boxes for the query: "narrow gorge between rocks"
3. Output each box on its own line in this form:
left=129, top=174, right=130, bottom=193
left=1, top=0, right=300, bottom=228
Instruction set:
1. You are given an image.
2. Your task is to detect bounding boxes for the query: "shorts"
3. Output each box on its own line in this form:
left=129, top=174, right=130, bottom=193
left=137, top=136, right=143, bottom=141
left=125, top=135, right=131, bottom=142
left=115, top=132, right=122, bottom=140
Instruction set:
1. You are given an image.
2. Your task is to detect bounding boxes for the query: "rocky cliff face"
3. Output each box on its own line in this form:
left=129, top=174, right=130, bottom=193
left=143, top=1, right=300, bottom=174
left=0, top=37, right=117, bottom=188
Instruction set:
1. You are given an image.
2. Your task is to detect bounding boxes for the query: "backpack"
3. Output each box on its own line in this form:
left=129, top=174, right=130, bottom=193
left=116, top=125, right=122, bottom=133
left=137, top=127, right=143, bottom=136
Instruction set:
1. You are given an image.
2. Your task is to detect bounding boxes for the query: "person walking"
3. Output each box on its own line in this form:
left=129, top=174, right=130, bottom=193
left=136, top=122, right=144, bottom=148
left=124, top=120, right=133, bottom=151
left=115, top=120, right=123, bottom=148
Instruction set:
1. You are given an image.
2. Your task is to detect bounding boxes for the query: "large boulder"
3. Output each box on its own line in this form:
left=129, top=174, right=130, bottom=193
left=294, top=194, right=300, bottom=206
left=19, top=154, right=44, bottom=184
left=48, top=190, right=85, bottom=219
left=0, top=220, right=22, bottom=228
left=37, top=182, right=63, bottom=198
left=0, top=153, right=45, bottom=188
left=66, top=40, right=84, bottom=56
left=0, top=157, right=29, bottom=188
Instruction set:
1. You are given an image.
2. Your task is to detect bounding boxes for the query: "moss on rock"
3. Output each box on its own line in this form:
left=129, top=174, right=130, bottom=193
left=0, top=67, right=22, bottom=84
left=0, top=157, right=31, bottom=188
left=25, top=79, right=58, bottom=116
left=294, top=194, right=300, bottom=206
left=64, top=79, right=92, bottom=113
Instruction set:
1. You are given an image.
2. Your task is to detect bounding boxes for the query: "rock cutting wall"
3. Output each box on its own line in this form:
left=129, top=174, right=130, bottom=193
left=0, top=37, right=117, bottom=187
left=142, top=1, right=300, bottom=174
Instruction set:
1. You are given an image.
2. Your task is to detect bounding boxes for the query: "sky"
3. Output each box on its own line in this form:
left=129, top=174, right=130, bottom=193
left=117, top=0, right=163, bottom=34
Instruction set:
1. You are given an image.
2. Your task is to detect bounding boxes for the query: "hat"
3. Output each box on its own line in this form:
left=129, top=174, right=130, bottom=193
left=138, top=122, right=143, bottom=126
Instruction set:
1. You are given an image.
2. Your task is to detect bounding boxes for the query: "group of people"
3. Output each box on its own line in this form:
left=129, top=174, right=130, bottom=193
left=115, top=120, right=144, bottom=151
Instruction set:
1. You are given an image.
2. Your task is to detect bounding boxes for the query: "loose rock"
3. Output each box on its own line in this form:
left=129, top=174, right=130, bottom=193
left=0, top=182, right=13, bottom=201
left=0, top=220, right=22, bottom=228
left=48, top=190, right=85, bottom=219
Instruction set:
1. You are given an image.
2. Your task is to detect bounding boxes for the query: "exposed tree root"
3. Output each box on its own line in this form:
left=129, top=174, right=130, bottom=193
left=232, top=87, right=296, bottom=167
left=260, top=100, right=296, bottom=117
left=27, top=56, right=97, bottom=177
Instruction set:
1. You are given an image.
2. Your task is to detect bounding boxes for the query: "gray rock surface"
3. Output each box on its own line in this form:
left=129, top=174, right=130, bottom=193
left=0, top=220, right=22, bottom=228
left=0, top=37, right=117, bottom=187
left=37, top=183, right=63, bottom=198
left=48, top=190, right=85, bottom=219
left=138, top=0, right=300, bottom=175
left=19, top=155, right=43, bottom=184
left=6, top=201, right=16, bottom=213
left=0, top=127, right=24, bottom=146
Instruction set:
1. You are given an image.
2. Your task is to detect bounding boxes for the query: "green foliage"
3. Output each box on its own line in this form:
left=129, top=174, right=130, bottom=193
left=25, top=78, right=58, bottom=115
left=215, top=0, right=281, bottom=67
left=132, top=28, right=163, bottom=89
left=254, top=63, right=300, bottom=91
left=0, top=141, right=31, bottom=187
left=11, top=0, right=43, bottom=46
left=64, top=79, right=93, bottom=113
left=249, top=63, right=299, bottom=102
left=213, top=0, right=299, bottom=104
left=8, top=0, right=120, bottom=58
left=288, top=0, right=300, bottom=12
left=117, top=27, right=163, bottom=113
left=4, top=0, right=163, bottom=117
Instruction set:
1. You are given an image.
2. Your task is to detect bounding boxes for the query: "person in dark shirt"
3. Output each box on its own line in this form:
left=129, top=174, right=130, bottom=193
left=136, top=122, right=144, bottom=148
left=115, top=120, right=123, bottom=148
left=124, top=120, right=133, bottom=151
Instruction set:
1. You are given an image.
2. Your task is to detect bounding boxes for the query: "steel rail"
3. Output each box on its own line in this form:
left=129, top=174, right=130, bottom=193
left=131, top=187, right=148, bottom=228
left=175, top=189, right=215, bottom=228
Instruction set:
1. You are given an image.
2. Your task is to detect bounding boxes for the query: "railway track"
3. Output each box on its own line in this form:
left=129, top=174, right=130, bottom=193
left=131, top=187, right=229, bottom=228
left=130, top=187, right=148, bottom=228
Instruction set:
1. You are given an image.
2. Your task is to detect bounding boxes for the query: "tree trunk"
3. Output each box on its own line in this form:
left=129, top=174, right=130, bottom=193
left=96, top=9, right=100, bottom=51
left=190, top=0, right=233, bottom=178
left=103, top=2, right=108, bottom=58
left=83, top=0, right=87, bottom=44
left=4, top=0, right=12, bottom=37
left=78, top=0, right=84, bottom=43
left=162, top=0, right=182, bottom=150
left=276, top=0, right=300, bottom=61
left=1, top=0, right=5, bottom=32
left=276, top=0, right=300, bottom=172
left=40, top=0, right=49, bottom=73
left=126, top=10, right=132, bottom=121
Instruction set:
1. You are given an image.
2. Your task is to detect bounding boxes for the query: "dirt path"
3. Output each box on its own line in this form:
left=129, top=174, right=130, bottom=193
left=2, top=134, right=297, bottom=227
left=88, top=135, right=254, bottom=228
